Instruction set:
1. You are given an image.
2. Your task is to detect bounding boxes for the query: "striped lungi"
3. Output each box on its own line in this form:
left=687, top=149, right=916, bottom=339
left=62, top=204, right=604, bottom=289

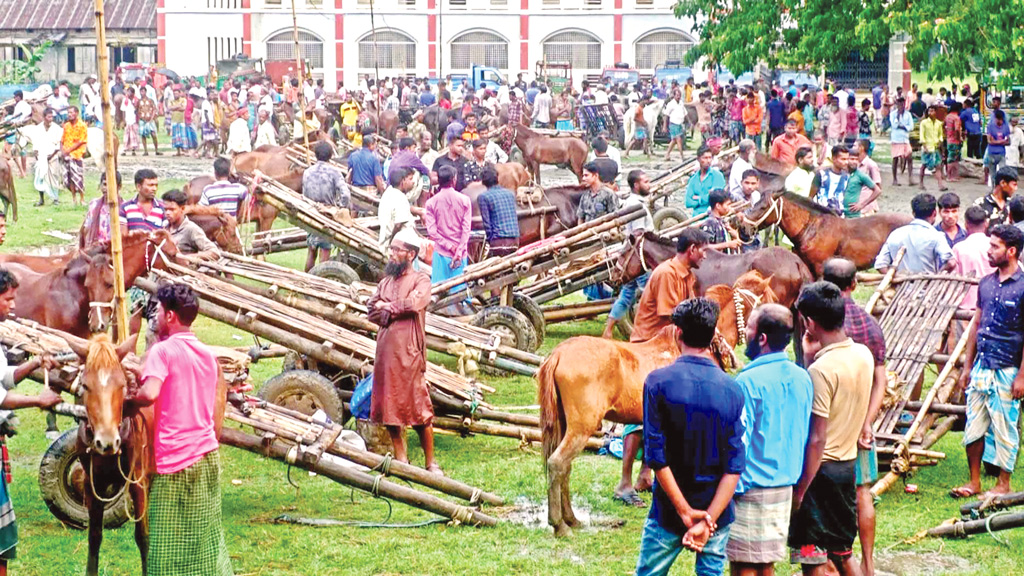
left=171, top=123, right=189, bottom=149
left=0, top=472, right=16, bottom=560
left=147, top=450, right=232, bottom=576
left=124, top=124, right=141, bottom=150
left=65, top=158, right=84, bottom=192
left=201, top=121, right=219, bottom=142
left=727, top=485, right=792, bottom=564
left=140, top=120, right=157, bottom=139
left=964, top=364, right=1021, bottom=473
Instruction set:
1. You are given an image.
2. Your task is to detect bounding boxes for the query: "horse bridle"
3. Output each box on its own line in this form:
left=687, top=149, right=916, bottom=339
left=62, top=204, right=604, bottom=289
left=741, top=195, right=785, bottom=229
left=89, top=234, right=169, bottom=331
left=613, top=233, right=650, bottom=281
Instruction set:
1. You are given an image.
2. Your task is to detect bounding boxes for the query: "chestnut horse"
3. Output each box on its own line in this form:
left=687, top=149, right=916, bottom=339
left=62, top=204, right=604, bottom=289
left=5, top=230, right=179, bottom=338
left=736, top=190, right=912, bottom=276
left=538, top=271, right=777, bottom=536
left=512, top=125, right=588, bottom=185
left=461, top=183, right=585, bottom=249
left=611, top=230, right=813, bottom=309
left=66, top=333, right=151, bottom=576
left=184, top=205, right=244, bottom=254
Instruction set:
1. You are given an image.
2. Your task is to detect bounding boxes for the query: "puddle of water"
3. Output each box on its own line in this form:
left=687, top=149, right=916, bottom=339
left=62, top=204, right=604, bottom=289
left=875, top=551, right=973, bottom=576
left=499, top=497, right=625, bottom=531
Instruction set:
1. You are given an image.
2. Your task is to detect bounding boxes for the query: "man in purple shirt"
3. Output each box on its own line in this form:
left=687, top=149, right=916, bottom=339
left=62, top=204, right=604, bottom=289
left=387, top=137, right=430, bottom=184
left=424, top=165, right=471, bottom=291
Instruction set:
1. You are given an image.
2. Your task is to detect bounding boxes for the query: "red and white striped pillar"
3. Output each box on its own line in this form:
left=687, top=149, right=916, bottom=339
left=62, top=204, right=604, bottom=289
left=520, top=0, right=530, bottom=74
left=428, top=0, right=438, bottom=77
left=613, top=0, right=623, bottom=63
left=156, top=0, right=166, bottom=64
left=335, top=0, right=344, bottom=86
left=241, top=0, right=252, bottom=56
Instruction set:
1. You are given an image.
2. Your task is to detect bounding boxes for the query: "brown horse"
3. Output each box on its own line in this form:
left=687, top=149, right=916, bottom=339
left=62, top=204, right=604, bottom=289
left=461, top=183, right=585, bottom=248
left=184, top=205, right=244, bottom=254
left=611, top=230, right=813, bottom=309
left=538, top=271, right=776, bottom=536
left=0, top=158, right=17, bottom=221
left=66, top=333, right=151, bottom=576
left=512, top=125, right=588, bottom=185
left=736, top=191, right=912, bottom=276
left=0, top=251, right=76, bottom=273
left=495, top=162, right=531, bottom=191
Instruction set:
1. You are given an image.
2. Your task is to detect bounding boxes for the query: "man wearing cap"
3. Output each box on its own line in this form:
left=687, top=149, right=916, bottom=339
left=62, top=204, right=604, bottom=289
left=368, top=228, right=442, bottom=475
left=225, top=106, right=252, bottom=155
left=254, top=108, right=277, bottom=149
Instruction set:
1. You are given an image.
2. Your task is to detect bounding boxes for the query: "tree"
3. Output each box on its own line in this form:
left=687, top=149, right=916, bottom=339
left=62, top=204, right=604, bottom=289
left=0, top=41, right=52, bottom=84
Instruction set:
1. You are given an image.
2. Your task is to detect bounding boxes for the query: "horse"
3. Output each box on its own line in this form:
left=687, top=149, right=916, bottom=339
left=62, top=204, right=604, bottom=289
left=421, top=105, right=454, bottom=147
left=184, top=205, right=244, bottom=254
left=538, top=271, right=777, bottom=536
left=512, top=125, right=588, bottom=185
left=622, top=99, right=666, bottom=157
left=65, top=333, right=152, bottom=576
left=495, top=162, right=531, bottom=191
left=736, top=190, right=912, bottom=276
left=5, top=230, right=179, bottom=338
left=611, top=230, right=813, bottom=309
left=460, top=183, right=584, bottom=248
left=0, top=158, right=17, bottom=221
left=0, top=251, right=76, bottom=273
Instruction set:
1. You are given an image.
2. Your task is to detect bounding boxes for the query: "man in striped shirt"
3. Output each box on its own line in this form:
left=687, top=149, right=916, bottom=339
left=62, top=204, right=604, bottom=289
left=120, top=168, right=167, bottom=235
left=199, top=157, right=248, bottom=218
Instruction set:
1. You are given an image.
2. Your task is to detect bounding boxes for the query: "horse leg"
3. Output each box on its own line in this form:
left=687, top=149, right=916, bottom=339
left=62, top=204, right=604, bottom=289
left=85, top=490, right=104, bottom=576
left=546, top=429, right=592, bottom=537
left=131, top=482, right=150, bottom=574
left=531, top=160, right=541, bottom=186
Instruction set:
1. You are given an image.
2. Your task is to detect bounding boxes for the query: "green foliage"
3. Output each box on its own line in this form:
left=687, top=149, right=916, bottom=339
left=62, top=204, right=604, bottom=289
left=0, top=41, right=52, bottom=84
left=673, top=0, right=1024, bottom=88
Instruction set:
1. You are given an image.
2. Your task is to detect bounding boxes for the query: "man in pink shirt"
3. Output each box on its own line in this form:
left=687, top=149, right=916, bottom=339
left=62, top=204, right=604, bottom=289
left=424, top=165, right=472, bottom=291
left=131, top=283, right=231, bottom=575
left=952, top=206, right=996, bottom=311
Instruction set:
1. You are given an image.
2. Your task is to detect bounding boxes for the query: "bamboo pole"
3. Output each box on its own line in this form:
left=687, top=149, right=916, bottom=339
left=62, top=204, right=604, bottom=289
left=432, top=416, right=604, bottom=451
left=960, top=491, right=1024, bottom=515
left=864, top=246, right=905, bottom=315
left=290, top=0, right=310, bottom=160
left=927, top=511, right=1024, bottom=538
left=92, top=0, right=129, bottom=343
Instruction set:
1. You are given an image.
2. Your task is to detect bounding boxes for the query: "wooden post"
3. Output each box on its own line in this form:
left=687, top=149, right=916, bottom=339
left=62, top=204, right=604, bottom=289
left=290, top=0, right=311, bottom=161
left=864, top=246, right=905, bottom=315
left=93, top=0, right=129, bottom=343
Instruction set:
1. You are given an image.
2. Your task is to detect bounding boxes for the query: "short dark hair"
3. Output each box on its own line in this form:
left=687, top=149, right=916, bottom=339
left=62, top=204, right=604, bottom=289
left=697, top=145, right=712, bottom=157
left=796, top=281, right=846, bottom=332
left=591, top=137, right=608, bottom=154
left=314, top=141, right=333, bottom=162
left=831, top=144, right=848, bottom=159
left=995, top=110, right=1006, bottom=122
left=937, top=192, right=960, bottom=209
left=795, top=147, right=813, bottom=163
left=964, top=205, right=989, bottom=228
left=708, top=188, right=730, bottom=210
left=437, top=165, right=457, bottom=188
left=99, top=170, right=123, bottom=188
left=741, top=169, right=758, bottom=182
left=582, top=161, right=600, bottom=175
left=0, top=267, right=19, bottom=294
left=213, top=157, right=231, bottom=178
left=822, top=257, right=857, bottom=292
left=472, top=138, right=488, bottom=149
left=671, top=298, right=719, bottom=349
left=996, top=168, right=1020, bottom=186
left=134, top=168, right=158, bottom=186
left=389, top=166, right=413, bottom=188
left=156, top=283, right=200, bottom=326
left=911, top=193, right=937, bottom=219
left=363, top=134, right=376, bottom=148
left=627, top=169, right=645, bottom=192
left=1009, top=196, right=1024, bottom=224
left=481, top=165, right=499, bottom=187
left=675, top=227, right=709, bottom=253
left=161, top=188, right=188, bottom=206
left=752, top=304, right=793, bottom=352
left=398, top=137, right=415, bottom=150
left=991, top=224, right=1024, bottom=257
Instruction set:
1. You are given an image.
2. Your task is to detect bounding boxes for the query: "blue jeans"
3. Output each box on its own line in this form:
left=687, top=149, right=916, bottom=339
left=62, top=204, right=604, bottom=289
left=610, top=273, right=649, bottom=320
left=636, top=516, right=731, bottom=576
left=583, top=283, right=614, bottom=301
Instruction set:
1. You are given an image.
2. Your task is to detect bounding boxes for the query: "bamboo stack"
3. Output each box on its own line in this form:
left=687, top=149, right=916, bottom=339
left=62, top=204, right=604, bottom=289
left=248, top=227, right=309, bottom=255
left=657, top=199, right=751, bottom=239
left=284, top=143, right=383, bottom=210
left=238, top=172, right=385, bottom=265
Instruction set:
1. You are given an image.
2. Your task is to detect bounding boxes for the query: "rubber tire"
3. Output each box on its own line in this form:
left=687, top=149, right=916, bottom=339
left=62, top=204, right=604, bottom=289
left=471, top=306, right=538, bottom=353
left=258, top=369, right=345, bottom=422
left=38, top=429, right=130, bottom=530
left=652, top=206, right=689, bottom=232
left=309, top=260, right=360, bottom=285
left=511, top=293, right=546, bottom=346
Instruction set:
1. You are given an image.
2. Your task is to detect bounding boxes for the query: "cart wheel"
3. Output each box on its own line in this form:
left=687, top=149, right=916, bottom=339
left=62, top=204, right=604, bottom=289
left=260, top=370, right=345, bottom=422
left=471, top=306, right=538, bottom=353
left=511, top=293, right=546, bottom=345
left=652, top=207, right=689, bottom=232
left=38, top=429, right=130, bottom=530
left=309, top=260, right=360, bottom=285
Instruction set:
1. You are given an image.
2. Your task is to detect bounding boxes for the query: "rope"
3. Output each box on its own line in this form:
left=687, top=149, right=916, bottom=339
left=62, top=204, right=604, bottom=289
left=733, top=290, right=746, bottom=346
left=984, top=510, right=1012, bottom=546
left=88, top=457, right=128, bottom=504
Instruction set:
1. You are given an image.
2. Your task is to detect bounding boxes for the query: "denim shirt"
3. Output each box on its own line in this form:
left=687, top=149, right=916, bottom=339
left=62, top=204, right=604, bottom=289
left=976, top=268, right=1024, bottom=370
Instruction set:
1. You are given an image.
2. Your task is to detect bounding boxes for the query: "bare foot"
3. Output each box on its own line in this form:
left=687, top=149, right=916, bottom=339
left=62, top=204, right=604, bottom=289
left=949, top=483, right=982, bottom=499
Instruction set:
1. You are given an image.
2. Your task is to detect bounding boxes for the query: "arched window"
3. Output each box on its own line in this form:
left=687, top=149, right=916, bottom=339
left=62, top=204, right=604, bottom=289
left=634, top=29, right=695, bottom=70
left=358, top=30, right=416, bottom=70
left=265, top=30, right=324, bottom=69
left=450, top=30, right=508, bottom=70
left=542, top=30, right=600, bottom=70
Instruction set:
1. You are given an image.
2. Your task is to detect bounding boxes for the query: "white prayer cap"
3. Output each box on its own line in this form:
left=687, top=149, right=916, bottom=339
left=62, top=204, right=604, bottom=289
left=391, top=227, right=421, bottom=251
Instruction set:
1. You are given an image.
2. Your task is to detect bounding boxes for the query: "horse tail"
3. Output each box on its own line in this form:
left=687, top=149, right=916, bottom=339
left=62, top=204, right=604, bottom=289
left=538, top=351, right=564, bottom=469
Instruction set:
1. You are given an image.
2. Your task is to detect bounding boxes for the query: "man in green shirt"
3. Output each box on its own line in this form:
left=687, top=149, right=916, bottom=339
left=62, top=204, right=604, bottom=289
left=843, top=166, right=882, bottom=218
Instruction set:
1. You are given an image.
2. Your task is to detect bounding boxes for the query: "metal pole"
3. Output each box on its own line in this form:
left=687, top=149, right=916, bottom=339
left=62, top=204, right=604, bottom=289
left=93, top=0, right=129, bottom=343
left=290, top=0, right=311, bottom=161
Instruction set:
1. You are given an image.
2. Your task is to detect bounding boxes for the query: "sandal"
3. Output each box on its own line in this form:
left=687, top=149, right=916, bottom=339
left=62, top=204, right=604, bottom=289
left=949, top=485, right=980, bottom=499
left=426, top=463, right=445, bottom=477
left=613, top=492, right=646, bottom=507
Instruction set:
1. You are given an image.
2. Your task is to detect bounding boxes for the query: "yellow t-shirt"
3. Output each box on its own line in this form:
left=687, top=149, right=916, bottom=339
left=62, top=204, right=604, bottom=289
left=807, top=338, right=873, bottom=462
left=920, top=118, right=944, bottom=152
left=341, top=102, right=360, bottom=126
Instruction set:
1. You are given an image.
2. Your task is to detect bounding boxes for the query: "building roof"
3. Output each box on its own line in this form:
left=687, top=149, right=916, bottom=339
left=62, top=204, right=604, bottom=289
left=0, top=0, right=156, bottom=32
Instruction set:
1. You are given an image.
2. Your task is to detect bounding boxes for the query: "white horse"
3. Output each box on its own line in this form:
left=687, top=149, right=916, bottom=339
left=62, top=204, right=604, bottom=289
left=623, top=98, right=665, bottom=157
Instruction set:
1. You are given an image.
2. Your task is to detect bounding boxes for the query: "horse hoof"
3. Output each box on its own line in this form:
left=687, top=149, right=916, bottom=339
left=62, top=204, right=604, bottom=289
left=553, top=523, right=573, bottom=538
left=564, top=516, right=582, bottom=529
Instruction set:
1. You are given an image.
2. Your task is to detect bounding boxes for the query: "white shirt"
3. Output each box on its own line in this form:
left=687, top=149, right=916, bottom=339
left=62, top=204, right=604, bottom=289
left=200, top=100, right=215, bottom=125
left=728, top=156, right=754, bottom=201
left=785, top=166, right=815, bottom=197
left=837, top=89, right=849, bottom=110
left=9, top=100, right=32, bottom=123
left=665, top=99, right=686, bottom=125
left=533, top=93, right=553, bottom=123
left=80, top=82, right=98, bottom=107
left=1008, top=126, right=1024, bottom=168
left=620, top=193, right=654, bottom=234
left=47, top=94, right=69, bottom=111
left=377, top=186, right=416, bottom=249
left=142, top=85, right=157, bottom=102
left=28, top=122, right=63, bottom=157
left=303, top=83, right=316, bottom=104
left=226, top=117, right=252, bottom=154
left=255, top=119, right=277, bottom=149
left=485, top=141, right=508, bottom=164
left=120, top=98, right=138, bottom=125
left=593, top=89, right=609, bottom=105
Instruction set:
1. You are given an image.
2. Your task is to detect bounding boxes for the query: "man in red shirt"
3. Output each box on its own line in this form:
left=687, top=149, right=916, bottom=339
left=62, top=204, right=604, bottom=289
left=770, top=119, right=812, bottom=166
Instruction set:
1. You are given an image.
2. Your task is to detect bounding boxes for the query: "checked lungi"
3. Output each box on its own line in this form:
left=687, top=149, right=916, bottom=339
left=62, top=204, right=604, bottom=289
left=140, top=120, right=158, bottom=139
left=0, top=473, right=16, bottom=560
left=964, top=364, right=1021, bottom=473
left=124, top=124, right=141, bottom=151
left=65, top=158, right=84, bottom=192
left=727, top=486, right=792, bottom=564
left=147, top=449, right=232, bottom=576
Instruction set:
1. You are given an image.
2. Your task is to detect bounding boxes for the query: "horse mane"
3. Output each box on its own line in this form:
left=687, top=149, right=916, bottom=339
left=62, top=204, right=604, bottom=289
left=733, top=270, right=778, bottom=304
left=778, top=190, right=835, bottom=217
left=185, top=205, right=238, bottom=227
left=85, top=333, right=122, bottom=375
left=644, top=230, right=676, bottom=247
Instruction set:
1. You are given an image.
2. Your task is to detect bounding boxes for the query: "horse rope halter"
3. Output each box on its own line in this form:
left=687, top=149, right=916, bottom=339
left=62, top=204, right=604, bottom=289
left=89, top=233, right=169, bottom=327
left=733, top=287, right=764, bottom=346
left=740, top=195, right=785, bottom=230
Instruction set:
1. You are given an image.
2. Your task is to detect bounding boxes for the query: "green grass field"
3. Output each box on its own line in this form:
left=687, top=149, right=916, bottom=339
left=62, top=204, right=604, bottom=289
left=1, top=165, right=1022, bottom=575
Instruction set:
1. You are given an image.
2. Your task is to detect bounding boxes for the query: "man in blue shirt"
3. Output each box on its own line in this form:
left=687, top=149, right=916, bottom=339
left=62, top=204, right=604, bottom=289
left=637, top=298, right=745, bottom=576
left=685, top=146, right=726, bottom=216
left=728, top=304, right=812, bottom=576
left=889, top=97, right=915, bottom=187
left=477, top=166, right=520, bottom=257
left=346, top=133, right=385, bottom=193
left=418, top=86, right=436, bottom=107
left=767, top=90, right=787, bottom=147
left=952, top=224, right=1024, bottom=499
left=875, top=193, right=955, bottom=274
left=986, top=110, right=1011, bottom=174
left=960, top=98, right=983, bottom=160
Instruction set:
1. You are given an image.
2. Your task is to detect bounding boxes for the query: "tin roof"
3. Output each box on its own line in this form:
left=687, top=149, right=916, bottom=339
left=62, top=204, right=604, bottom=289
left=0, top=0, right=156, bottom=32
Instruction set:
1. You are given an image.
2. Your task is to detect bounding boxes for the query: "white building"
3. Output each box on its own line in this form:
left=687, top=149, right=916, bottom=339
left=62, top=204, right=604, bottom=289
left=158, top=0, right=700, bottom=89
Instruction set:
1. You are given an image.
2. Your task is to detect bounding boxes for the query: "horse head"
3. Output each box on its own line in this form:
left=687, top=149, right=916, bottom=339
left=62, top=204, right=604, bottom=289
left=737, top=191, right=784, bottom=242
left=80, top=252, right=117, bottom=334
left=67, top=333, right=139, bottom=455
left=212, top=212, right=243, bottom=254
left=733, top=270, right=778, bottom=306
left=610, top=229, right=648, bottom=285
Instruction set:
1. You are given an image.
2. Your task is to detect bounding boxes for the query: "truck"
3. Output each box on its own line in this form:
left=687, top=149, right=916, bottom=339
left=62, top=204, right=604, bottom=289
left=536, top=60, right=573, bottom=93
left=601, top=63, right=640, bottom=88
left=653, top=60, right=693, bottom=86
left=447, top=64, right=506, bottom=93
left=215, top=56, right=265, bottom=88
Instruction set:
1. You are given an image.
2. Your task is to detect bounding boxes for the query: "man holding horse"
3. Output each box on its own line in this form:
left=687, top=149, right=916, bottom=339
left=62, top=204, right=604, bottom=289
left=635, top=297, right=745, bottom=576
left=162, top=189, right=220, bottom=262
left=630, top=228, right=708, bottom=343
left=129, top=283, right=233, bottom=576
left=200, top=157, right=248, bottom=219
